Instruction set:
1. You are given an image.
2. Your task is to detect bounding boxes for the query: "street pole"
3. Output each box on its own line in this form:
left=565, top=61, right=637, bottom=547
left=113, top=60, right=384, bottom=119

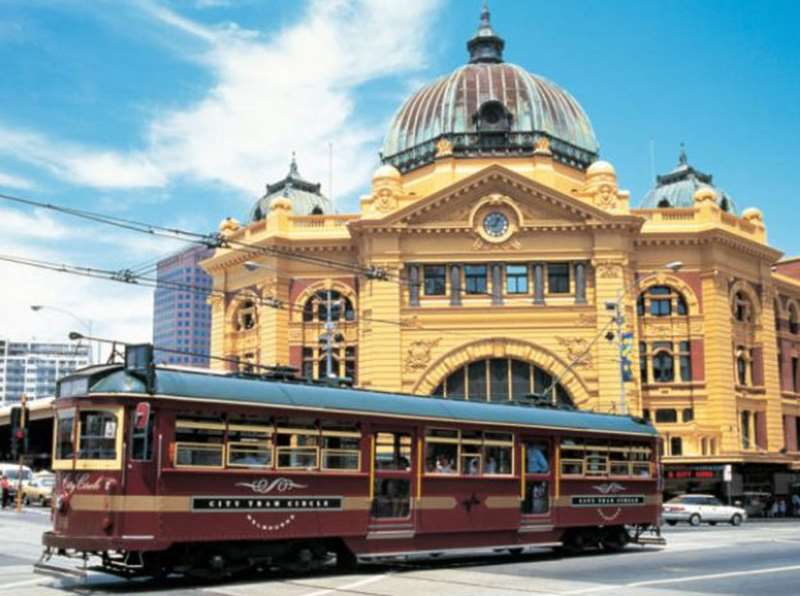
left=15, top=394, right=27, bottom=513
left=324, top=290, right=334, bottom=379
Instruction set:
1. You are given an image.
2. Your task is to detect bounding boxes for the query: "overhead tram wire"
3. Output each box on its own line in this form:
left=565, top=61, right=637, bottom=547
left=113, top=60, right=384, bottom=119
left=0, top=191, right=512, bottom=299
left=0, top=191, right=405, bottom=284
left=0, top=253, right=411, bottom=330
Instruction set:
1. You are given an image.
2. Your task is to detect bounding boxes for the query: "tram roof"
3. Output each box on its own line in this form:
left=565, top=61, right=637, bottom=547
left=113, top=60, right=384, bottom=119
left=78, top=366, right=657, bottom=437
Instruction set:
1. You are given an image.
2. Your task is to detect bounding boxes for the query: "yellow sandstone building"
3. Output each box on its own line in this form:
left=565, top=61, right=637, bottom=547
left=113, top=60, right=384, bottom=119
left=202, top=7, right=800, bottom=502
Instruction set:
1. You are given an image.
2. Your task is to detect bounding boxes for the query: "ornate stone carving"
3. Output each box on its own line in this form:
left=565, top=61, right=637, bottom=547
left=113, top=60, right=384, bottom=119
left=435, top=137, right=454, bottom=157
left=594, top=184, right=617, bottom=210
left=595, top=261, right=622, bottom=279
left=404, top=338, right=441, bottom=371
left=400, top=315, right=422, bottom=329
left=577, top=313, right=597, bottom=327
left=556, top=336, right=593, bottom=369
left=374, top=187, right=398, bottom=213
left=472, top=236, right=521, bottom=251
left=534, top=136, right=551, bottom=154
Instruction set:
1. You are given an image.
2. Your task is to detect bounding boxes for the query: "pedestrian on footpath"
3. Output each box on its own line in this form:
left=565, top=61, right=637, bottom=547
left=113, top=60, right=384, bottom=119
left=777, top=498, right=787, bottom=518
left=0, top=474, right=10, bottom=509
left=792, top=493, right=800, bottom=517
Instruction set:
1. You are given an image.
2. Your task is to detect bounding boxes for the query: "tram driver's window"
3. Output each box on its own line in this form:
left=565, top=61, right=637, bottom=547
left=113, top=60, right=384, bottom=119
left=525, top=442, right=549, bottom=474
left=78, top=411, right=118, bottom=460
left=372, top=478, right=411, bottom=518
left=374, top=432, right=411, bottom=470
left=522, top=480, right=549, bottom=515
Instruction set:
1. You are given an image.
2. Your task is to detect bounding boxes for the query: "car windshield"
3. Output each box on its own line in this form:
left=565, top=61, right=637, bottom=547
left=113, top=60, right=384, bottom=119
left=4, top=469, right=32, bottom=482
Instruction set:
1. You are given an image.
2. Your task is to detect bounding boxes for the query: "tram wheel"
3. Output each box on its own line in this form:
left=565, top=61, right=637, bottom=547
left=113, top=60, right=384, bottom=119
left=559, top=530, right=586, bottom=555
left=600, top=527, right=628, bottom=553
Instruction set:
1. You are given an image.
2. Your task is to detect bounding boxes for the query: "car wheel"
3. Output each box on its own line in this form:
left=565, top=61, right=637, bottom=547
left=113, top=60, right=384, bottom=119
left=38, top=496, right=46, bottom=507
left=666, top=520, right=677, bottom=526
left=24, top=496, right=30, bottom=506
left=730, top=514, right=743, bottom=526
left=689, top=513, right=701, bottom=526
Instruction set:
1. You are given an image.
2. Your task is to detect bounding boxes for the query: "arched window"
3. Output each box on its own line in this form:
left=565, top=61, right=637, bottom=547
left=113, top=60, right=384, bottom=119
left=733, top=291, right=754, bottom=323
left=637, top=285, right=688, bottom=317
left=652, top=345, right=675, bottom=383
left=740, top=410, right=751, bottom=449
left=430, top=358, right=573, bottom=407
left=657, top=198, right=671, bottom=208
left=302, top=290, right=355, bottom=323
left=789, top=304, right=799, bottom=334
left=234, top=299, right=257, bottom=331
left=302, top=332, right=357, bottom=382
left=720, top=198, right=730, bottom=212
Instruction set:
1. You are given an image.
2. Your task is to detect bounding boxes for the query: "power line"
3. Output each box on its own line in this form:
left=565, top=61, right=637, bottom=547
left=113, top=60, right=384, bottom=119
left=0, top=191, right=400, bottom=283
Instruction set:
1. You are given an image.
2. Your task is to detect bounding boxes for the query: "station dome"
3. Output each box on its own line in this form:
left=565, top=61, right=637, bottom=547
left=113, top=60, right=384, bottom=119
left=381, top=5, right=599, bottom=173
left=250, top=153, right=332, bottom=220
left=640, top=145, right=736, bottom=214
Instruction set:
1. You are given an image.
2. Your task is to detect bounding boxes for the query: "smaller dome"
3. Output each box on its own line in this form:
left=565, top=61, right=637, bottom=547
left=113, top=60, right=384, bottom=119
left=640, top=145, right=736, bottom=213
left=587, top=160, right=615, bottom=176
left=742, top=207, right=763, bottom=222
left=373, top=164, right=401, bottom=181
left=251, top=153, right=332, bottom=220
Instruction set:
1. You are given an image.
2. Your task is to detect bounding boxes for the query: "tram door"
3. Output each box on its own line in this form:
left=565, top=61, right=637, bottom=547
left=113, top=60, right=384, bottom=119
left=520, top=437, right=554, bottom=527
left=369, top=430, right=416, bottom=531
left=121, top=404, right=158, bottom=536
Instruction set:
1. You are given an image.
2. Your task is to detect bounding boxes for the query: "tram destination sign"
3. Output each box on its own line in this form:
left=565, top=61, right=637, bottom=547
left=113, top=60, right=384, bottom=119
left=192, top=496, right=343, bottom=512
left=571, top=495, right=645, bottom=507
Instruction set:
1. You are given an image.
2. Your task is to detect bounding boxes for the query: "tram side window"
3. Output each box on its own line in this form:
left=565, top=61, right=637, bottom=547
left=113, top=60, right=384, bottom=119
left=559, top=439, right=653, bottom=478
left=424, top=429, right=514, bottom=476
left=276, top=423, right=319, bottom=469
left=228, top=425, right=273, bottom=468
left=175, top=420, right=224, bottom=467
left=321, top=425, right=361, bottom=471
left=131, top=412, right=154, bottom=461
left=78, top=411, right=118, bottom=460
left=55, top=409, right=76, bottom=460
left=375, top=432, right=412, bottom=470
left=525, top=442, right=550, bottom=474
left=425, top=429, right=459, bottom=474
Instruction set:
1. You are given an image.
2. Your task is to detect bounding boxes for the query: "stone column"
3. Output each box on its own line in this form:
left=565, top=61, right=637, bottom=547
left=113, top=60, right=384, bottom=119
left=492, top=264, right=503, bottom=305
left=450, top=265, right=462, bottom=306
left=533, top=263, right=545, bottom=305
left=575, top=262, right=587, bottom=304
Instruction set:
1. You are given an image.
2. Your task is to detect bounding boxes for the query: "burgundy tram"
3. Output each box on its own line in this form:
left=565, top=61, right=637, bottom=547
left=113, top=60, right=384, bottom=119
left=39, top=345, right=663, bottom=578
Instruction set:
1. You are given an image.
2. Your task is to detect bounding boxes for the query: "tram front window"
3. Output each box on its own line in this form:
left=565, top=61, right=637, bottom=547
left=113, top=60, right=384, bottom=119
left=78, top=411, right=118, bottom=460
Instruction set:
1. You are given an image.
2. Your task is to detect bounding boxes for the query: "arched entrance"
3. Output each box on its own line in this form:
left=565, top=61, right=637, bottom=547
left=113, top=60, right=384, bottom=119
left=430, top=357, right=574, bottom=407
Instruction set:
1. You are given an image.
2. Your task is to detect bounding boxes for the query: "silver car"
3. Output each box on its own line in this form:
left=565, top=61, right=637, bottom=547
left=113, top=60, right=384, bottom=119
left=663, top=494, right=747, bottom=526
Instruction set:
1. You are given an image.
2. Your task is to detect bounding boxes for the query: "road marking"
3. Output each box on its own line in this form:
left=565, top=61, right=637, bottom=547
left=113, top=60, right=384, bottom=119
left=301, top=574, right=389, bottom=596
left=0, top=577, right=50, bottom=591
left=564, top=563, right=800, bottom=594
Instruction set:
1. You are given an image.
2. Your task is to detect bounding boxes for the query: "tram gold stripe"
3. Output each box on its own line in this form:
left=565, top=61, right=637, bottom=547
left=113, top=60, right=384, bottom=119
left=416, top=496, right=457, bottom=510
left=485, top=496, right=520, bottom=509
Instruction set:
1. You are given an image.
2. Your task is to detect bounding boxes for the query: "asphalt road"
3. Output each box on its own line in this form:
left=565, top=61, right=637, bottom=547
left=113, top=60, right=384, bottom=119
left=1, top=508, right=799, bottom=595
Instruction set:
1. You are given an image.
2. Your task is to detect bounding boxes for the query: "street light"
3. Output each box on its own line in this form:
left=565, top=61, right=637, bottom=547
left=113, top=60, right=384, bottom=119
left=30, top=304, right=96, bottom=364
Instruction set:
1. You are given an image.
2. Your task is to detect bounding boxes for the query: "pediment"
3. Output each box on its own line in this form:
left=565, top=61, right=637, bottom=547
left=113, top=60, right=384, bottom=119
left=358, top=165, right=635, bottom=231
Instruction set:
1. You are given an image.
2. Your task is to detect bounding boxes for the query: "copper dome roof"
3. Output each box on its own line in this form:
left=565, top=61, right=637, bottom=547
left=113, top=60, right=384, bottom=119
left=381, top=5, right=599, bottom=172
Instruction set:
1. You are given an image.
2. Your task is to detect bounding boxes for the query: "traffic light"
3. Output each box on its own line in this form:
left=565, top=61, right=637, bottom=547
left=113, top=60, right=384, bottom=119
left=9, top=404, right=29, bottom=459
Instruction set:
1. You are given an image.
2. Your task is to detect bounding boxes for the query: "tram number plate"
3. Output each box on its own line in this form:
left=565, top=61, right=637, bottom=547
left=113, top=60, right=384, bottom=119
left=571, top=495, right=645, bottom=507
left=192, top=496, right=343, bottom=512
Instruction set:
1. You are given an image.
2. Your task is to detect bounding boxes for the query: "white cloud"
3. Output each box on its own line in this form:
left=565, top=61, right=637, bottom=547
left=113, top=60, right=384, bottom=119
left=0, top=0, right=442, bottom=203
left=0, top=170, right=35, bottom=190
left=0, top=207, right=74, bottom=240
left=0, top=125, right=166, bottom=189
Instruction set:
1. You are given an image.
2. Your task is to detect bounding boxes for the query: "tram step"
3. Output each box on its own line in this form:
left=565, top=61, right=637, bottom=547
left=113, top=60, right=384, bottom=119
left=635, top=535, right=667, bottom=546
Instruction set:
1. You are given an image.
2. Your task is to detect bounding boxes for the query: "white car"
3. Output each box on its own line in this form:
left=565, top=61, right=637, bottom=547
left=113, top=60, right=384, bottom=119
left=662, top=494, right=747, bottom=526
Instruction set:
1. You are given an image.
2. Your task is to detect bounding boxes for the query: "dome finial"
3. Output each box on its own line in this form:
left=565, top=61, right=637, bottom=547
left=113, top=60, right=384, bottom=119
left=289, top=151, right=300, bottom=177
left=678, top=142, right=688, bottom=166
left=467, top=0, right=504, bottom=64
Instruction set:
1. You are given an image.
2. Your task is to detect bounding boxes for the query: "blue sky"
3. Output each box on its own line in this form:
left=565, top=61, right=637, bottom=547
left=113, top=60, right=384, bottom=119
left=1, top=0, right=799, bottom=343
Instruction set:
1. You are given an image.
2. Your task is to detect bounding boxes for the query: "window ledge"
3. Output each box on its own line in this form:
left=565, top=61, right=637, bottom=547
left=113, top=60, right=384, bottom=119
left=642, top=382, right=705, bottom=391
left=735, top=385, right=766, bottom=395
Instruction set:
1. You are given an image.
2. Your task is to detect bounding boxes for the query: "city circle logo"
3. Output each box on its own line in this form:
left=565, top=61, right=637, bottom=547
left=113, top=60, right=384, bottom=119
left=235, top=477, right=307, bottom=494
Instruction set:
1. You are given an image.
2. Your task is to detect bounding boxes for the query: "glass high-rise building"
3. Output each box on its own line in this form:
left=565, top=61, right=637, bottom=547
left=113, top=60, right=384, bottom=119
left=0, top=339, right=91, bottom=404
left=152, top=245, right=213, bottom=367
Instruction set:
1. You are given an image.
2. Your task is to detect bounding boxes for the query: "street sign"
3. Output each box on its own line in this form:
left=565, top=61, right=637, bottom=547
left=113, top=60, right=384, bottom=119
left=723, top=464, right=732, bottom=482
